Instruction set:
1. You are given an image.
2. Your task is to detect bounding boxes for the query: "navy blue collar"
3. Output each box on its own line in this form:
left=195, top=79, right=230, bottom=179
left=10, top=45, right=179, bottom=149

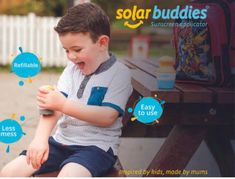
left=77, top=54, right=116, bottom=99
left=94, top=54, right=116, bottom=75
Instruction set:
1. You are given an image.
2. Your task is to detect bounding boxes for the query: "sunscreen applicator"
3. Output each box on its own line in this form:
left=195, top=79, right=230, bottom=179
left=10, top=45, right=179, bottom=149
left=156, top=56, right=176, bottom=89
left=39, top=85, right=55, bottom=116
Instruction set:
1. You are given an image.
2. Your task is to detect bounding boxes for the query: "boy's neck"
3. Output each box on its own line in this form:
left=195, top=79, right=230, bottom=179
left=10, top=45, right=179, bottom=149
left=98, top=51, right=110, bottom=63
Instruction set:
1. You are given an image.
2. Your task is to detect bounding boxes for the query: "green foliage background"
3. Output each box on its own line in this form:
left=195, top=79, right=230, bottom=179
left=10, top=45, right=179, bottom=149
left=1, top=0, right=189, bottom=18
left=1, top=0, right=68, bottom=16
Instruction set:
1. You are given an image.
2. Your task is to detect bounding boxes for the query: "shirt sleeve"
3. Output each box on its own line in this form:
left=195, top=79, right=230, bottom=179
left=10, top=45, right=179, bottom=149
left=102, top=65, right=133, bottom=116
left=57, top=62, right=73, bottom=97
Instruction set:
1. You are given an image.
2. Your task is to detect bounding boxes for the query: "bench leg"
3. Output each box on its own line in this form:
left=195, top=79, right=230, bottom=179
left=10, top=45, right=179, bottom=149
left=205, top=126, right=235, bottom=177
left=144, top=125, right=207, bottom=177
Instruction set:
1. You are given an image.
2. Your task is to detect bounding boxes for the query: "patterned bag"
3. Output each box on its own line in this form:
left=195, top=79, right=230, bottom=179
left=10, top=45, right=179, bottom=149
left=173, top=0, right=231, bottom=86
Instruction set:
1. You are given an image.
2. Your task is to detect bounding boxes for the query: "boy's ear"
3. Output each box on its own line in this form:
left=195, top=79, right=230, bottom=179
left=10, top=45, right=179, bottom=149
left=98, top=35, right=109, bottom=48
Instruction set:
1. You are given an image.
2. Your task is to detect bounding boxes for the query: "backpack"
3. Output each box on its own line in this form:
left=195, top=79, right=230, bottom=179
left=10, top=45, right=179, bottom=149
left=224, top=0, right=235, bottom=86
left=223, top=0, right=235, bottom=75
left=173, top=0, right=233, bottom=86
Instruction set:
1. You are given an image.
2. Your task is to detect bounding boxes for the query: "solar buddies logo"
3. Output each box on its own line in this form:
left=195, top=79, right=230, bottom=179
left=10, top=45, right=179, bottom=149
left=116, top=5, right=208, bottom=29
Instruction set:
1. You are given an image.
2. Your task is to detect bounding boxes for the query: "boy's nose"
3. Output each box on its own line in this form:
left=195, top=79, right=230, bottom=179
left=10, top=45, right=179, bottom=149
left=67, top=52, right=76, bottom=61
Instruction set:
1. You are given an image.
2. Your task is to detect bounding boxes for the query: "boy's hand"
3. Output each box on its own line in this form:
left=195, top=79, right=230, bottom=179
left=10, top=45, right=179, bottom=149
left=37, top=86, right=67, bottom=112
left=26, top=137, right=49, bottom=169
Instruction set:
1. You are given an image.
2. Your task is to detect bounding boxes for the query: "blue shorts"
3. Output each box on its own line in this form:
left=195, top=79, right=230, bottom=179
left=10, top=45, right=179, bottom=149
left=20, top=137, right=117, bottom=177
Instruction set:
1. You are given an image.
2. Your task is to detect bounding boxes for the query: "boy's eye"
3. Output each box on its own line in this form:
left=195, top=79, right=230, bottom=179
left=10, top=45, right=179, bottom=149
left=64, top=49, right=81, bottom=53
left=75, top=49, right=81, bottom=52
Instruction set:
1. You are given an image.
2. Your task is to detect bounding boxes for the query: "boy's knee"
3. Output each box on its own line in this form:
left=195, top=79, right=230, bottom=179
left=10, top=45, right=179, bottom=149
left=58, top=163, right=92, bottom=177
left=1, top=166, right=13, bottom=177
left=1, top=164, right=24, bottom=177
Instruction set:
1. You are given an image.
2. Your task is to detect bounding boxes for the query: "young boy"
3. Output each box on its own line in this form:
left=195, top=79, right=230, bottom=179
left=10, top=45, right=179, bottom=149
left=1, top=3, right=132, bottom=177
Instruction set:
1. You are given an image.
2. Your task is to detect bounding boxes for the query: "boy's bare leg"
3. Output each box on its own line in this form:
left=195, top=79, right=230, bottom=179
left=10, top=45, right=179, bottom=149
left=58, top=162, right=92, bottom=177
left=1, top=155, right=37, bottom=177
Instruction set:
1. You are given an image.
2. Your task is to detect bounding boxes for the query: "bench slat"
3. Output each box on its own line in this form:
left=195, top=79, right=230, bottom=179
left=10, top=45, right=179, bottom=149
left=127, top=59, right=157, bottom=77
left=118, top=58, right=136, bottom=69
left=207, top=87, right=235, bottom=104
left=131, top=69, right=181, bottom=103
left=125, top=59, right=214, bottom=103
left=175, top=83, right=213, bottom=103
left=144, top=59, right=159, bottom=68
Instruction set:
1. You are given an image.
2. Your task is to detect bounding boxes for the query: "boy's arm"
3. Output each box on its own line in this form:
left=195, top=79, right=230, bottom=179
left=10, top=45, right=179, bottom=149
left=38, top=90, right=118, bottom=127
left=34, top=111, right=61, bottom=140
left=62, top=100, right=119, bottom=127
left=26, top=111, right=61, bottom=169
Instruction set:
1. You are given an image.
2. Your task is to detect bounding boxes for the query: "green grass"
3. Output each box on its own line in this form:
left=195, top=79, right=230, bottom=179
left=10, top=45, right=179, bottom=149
left=0, top=64, right=11, bottom=72
left=41, top=66, right=64, bottom=73
left=112, top=45, right=175, bottom=58
left=149, top=46, right=175, bottom=58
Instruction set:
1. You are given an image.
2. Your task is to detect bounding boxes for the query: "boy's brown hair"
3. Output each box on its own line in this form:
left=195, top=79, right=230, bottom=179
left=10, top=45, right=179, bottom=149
left=54, top=3, right=110, bottom=42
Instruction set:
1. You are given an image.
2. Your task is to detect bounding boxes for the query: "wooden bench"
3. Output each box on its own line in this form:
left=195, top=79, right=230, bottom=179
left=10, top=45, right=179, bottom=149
left=120, top=58, right=235, bottom=177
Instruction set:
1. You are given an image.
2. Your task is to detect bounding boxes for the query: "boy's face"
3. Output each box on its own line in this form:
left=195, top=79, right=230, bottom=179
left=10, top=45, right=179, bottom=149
left=59, top=32, right=107, bottom=75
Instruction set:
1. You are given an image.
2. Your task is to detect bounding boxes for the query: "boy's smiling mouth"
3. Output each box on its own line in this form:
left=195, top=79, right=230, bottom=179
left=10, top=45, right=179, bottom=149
left=76, top=61, right=85, bottom=69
